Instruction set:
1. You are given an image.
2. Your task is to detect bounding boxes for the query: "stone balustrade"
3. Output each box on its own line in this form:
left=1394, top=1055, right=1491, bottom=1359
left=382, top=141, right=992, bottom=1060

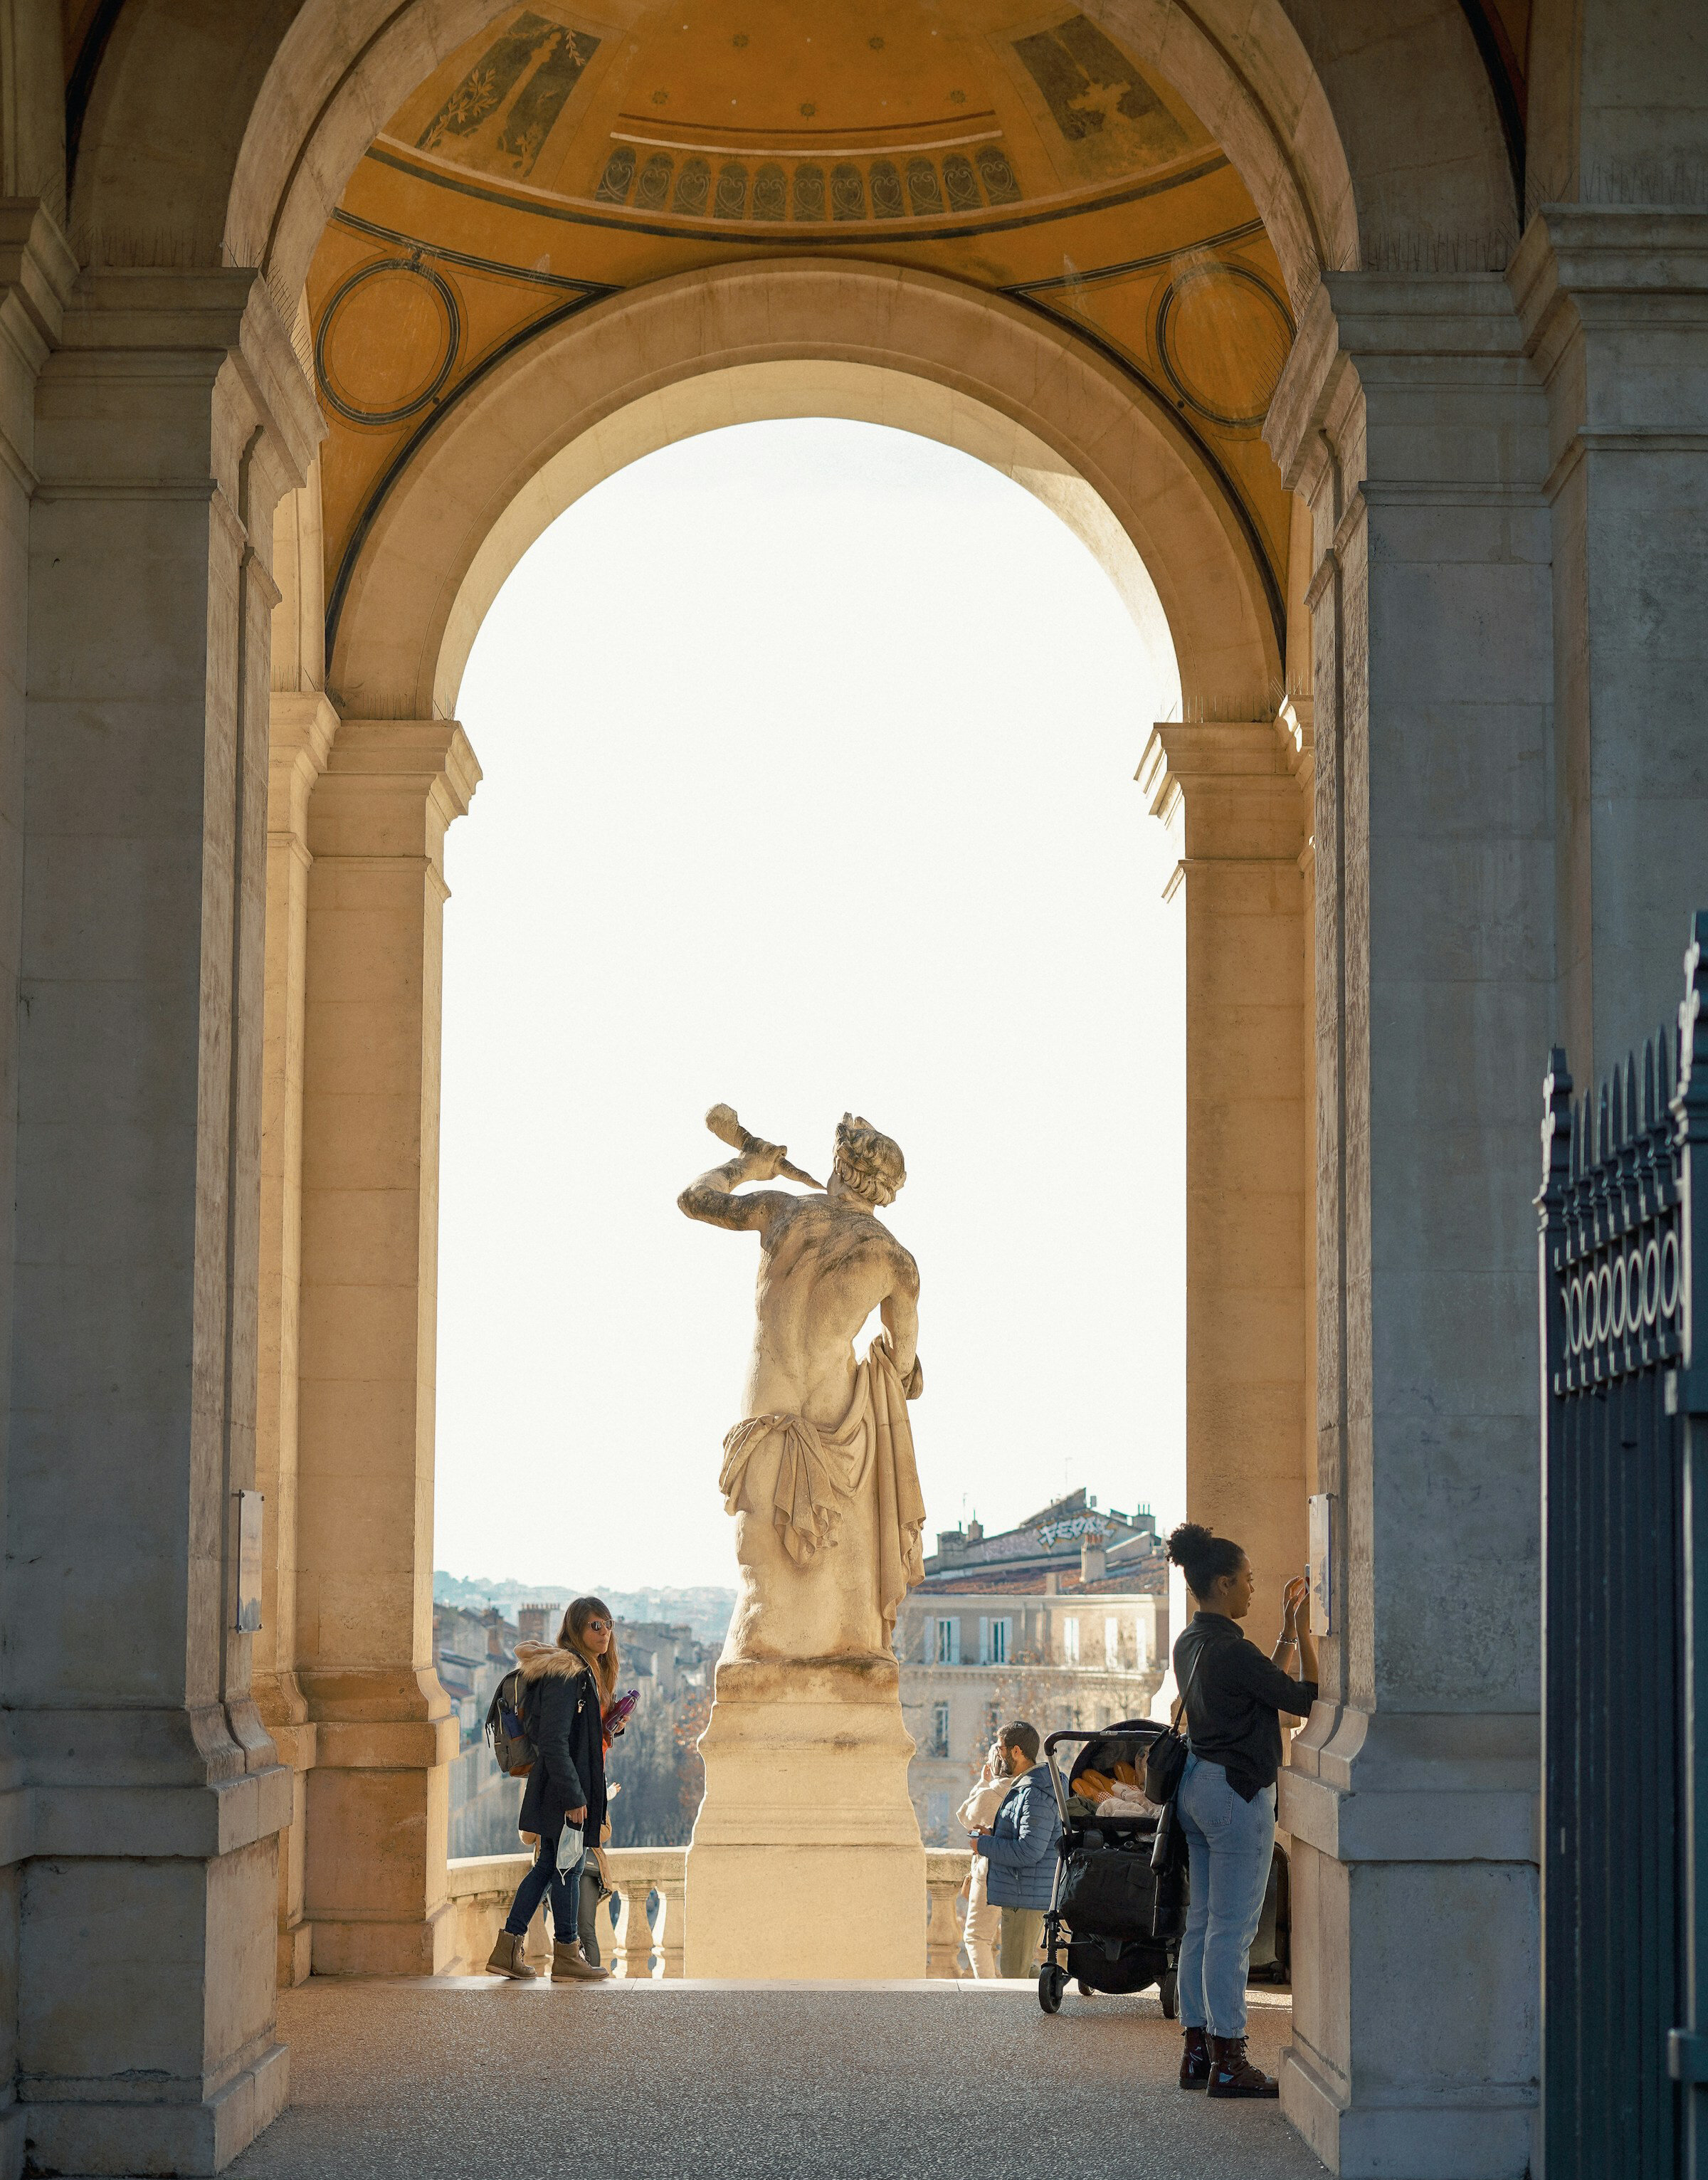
left=447, top=1844, right=975, bottom=1978
left=446, top=1849, right=687, bottom=1978
left=924, top=1848, right=971, bottom=1976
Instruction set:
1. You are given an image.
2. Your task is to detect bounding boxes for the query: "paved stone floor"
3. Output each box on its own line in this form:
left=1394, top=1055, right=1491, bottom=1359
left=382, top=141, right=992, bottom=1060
left=229, top=1979, right=1327, bottom=2180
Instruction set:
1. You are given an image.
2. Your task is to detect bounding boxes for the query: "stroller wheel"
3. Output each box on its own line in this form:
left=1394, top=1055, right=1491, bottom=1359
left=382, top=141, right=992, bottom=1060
left=1074, top=1981, right=1097, bottom=1999
left=1159, top=1967, right=1179, bottom=2020
left=1038, top=1964, right=1067, bottom=2015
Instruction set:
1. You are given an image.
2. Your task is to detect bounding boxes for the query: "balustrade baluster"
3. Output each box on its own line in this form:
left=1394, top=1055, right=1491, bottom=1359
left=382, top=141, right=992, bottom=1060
left=611, top=1878, right=650, bottom=1978
left=654, top=1874, right=686, bottom=1979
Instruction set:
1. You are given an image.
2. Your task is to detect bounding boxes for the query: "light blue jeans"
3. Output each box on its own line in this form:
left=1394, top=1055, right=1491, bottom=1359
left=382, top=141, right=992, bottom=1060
left=1175, top=1752, right=1276, bottom=2038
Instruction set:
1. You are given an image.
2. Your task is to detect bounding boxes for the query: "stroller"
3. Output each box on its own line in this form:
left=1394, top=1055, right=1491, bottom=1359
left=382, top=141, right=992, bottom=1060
left=1035, top=1722, right=1181, bottom=2018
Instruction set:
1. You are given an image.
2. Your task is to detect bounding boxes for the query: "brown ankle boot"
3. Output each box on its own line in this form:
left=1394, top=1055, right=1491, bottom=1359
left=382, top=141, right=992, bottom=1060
left=552, top=1941, right=610, bottom=1982
left=1207, top=2035, right=1278, bottom=2098
left=1179, top=2026, right=1210, bottom=2088
left=485, top=1931, right=537, bottom=1980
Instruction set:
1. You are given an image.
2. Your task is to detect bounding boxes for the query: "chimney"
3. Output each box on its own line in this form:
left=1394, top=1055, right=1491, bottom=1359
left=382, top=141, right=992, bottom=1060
left=937, top=1527, right=968, bottom=1565
left=1081, top=1537, right=1107, bottom=1584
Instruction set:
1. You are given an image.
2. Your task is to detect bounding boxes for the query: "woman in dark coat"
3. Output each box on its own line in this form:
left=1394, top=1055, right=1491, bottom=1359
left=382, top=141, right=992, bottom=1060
left=485, top=1597, right=618, bottom=1982
left=1166, top=1523, right=1317, bottom=2100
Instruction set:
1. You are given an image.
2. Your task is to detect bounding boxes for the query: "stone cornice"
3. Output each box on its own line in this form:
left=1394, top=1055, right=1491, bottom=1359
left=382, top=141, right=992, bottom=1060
left=1138, top=718, right=1298, bottom=821
left=1510, top=206, right=1708, bottom=354
left=52, top=265, right=323, bottom=490
left=268, top=691, right=340, bottom=856
left=309, top=717, right=483, bottom=870
left=324, top=718, right=482, bottom=816
left=1266, top=270, right=1538, bottom=494
left=1508, top=206, right=1708, bottom=489
left=0, top=199, right=78, bottom=497
left=1264, top=279, right=1349, bottom=492
left=0, top=197, right=78, bottom=352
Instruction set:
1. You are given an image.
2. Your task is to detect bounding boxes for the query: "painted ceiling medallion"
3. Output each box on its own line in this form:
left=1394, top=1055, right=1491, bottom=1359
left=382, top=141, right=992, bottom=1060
left=315, top=258, right=461, bottom=427
left=1156, top=262, right=1292, bottom=431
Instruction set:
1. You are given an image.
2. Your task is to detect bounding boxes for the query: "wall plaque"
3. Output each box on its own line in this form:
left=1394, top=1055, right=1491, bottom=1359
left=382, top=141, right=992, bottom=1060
left=236, top=1490, right=264, bottom=1633
left=1307, top=1492, right=1334, bottom=1637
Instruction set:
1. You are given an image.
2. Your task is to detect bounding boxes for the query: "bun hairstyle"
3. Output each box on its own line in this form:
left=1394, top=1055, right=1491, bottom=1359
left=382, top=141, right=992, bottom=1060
left=1166, top=1521, right=1245, bottom=1599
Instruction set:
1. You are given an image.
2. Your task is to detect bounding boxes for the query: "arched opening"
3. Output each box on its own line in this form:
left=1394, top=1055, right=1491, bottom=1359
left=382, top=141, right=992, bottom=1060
left=264, top=292, right=1312, bottom=1939
left=431, top=412, right=1190, bottom=1862
left=246, top=0, right=1317, bottom=2072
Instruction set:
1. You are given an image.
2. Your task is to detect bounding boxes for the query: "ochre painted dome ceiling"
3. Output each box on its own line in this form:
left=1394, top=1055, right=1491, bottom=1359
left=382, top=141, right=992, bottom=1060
left=310, top=1, right=1304, bottom=658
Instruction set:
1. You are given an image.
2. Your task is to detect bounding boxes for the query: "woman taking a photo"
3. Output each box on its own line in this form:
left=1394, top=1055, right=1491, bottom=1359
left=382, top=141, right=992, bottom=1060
left=485, top=1596, right=621, bottom=1983
left=1166, top=1522, right=1317, bottom=2100
left=956, top=1742, right=1011, bottom=1979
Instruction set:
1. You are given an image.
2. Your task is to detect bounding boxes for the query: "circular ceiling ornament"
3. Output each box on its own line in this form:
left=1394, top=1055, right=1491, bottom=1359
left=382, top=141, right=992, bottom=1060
left=1155, top=261, right=1292, bottom=431
left=316, top=258, right=462, bottom=429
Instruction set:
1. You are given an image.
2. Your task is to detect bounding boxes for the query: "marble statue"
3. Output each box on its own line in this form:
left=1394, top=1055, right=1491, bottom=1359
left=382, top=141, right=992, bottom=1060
left=679, top=1107, right=927, bottom=1663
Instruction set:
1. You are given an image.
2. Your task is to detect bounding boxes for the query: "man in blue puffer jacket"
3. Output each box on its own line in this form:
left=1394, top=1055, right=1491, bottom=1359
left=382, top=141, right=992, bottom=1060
left=971, top=1721, right=1061, bottom=1979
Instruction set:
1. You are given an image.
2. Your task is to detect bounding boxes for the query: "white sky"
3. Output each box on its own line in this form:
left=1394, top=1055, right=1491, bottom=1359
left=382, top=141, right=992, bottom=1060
left=435, top=418, right=1186, bottom=1594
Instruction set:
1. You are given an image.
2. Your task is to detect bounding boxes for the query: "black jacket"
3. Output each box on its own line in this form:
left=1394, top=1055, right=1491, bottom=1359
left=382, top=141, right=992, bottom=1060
left=516, top=1643, right=607, bottom=1839
left=1174, top=1611, right=1317, bottom=1802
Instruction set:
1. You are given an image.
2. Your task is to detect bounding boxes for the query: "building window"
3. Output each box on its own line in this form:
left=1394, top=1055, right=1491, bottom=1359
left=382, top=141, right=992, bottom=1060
left=1105, top=1616, right=1122, bottom=1666
left=925, top=1790, right=951, bottom=1845
left=931, top=1702, right=951, bottom=1758
left=1063, top=1617, right=1080, bottom=1665
left=991, top=1616, right=1011, bottom=1665
left=935, top=1616, right=961, bottom=1665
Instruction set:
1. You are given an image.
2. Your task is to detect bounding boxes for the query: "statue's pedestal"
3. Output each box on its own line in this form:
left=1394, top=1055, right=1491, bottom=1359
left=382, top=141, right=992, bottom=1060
left=682, top=1655, right=925, bottom=1979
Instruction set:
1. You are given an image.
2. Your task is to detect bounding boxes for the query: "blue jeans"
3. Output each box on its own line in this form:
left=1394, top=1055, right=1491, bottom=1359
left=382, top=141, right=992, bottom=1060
left=504, top=1822, right=585, bottom=1947
left=1175, top=1752, right=1276, bottom=2038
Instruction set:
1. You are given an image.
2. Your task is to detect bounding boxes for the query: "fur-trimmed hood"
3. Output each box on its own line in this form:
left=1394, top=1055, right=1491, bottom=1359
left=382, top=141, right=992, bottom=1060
left=516, top=1639, right=595, bottom=1685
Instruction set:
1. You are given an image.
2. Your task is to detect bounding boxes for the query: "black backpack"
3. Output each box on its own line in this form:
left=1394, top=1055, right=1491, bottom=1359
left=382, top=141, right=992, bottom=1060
left=485, top=1668, right=536, bottom=1777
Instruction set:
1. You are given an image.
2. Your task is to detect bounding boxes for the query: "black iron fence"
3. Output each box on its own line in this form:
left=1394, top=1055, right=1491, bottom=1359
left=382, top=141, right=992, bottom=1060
left=1538, top=912, right=1708, bottom=2180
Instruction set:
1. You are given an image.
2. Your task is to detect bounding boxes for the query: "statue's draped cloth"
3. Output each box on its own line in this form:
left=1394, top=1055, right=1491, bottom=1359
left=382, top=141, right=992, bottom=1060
left=719, top=1337, right=927, bottom=1641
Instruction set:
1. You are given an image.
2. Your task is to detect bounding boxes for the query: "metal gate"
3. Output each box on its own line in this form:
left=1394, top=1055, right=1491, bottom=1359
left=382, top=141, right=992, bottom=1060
left=1538, top=912, right=1708, bottom=2180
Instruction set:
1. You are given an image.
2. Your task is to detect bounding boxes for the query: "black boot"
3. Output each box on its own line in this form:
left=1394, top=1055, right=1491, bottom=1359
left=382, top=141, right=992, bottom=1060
left=1179, top=2026, right=1210, bottom=2088
left=1206, top=2035, right=1278, bottom=2098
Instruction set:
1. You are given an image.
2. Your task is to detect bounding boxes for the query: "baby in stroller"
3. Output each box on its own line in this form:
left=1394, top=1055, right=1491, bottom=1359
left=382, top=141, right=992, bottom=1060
left=1035, top=1722, right=1180, bottom=2017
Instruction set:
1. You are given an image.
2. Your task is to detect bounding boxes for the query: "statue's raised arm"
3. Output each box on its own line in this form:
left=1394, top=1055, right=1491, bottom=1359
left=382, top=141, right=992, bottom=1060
left=677, top=1103, right=818, bottom=1232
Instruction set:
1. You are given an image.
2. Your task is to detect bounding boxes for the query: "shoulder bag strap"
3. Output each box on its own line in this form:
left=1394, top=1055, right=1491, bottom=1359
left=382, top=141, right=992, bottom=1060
left=1170, top=1642, right=1209, bottom=1737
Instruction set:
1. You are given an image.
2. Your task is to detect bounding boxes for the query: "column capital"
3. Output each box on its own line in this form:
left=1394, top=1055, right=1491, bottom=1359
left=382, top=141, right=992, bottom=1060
left=1509, top=206, right=1708, bottom=492
left=0, top=199, right=76, bottom=500
left=268, top=691, right=339, bottom=854
left=46, top=265, right=323, bottom=495
left=0, top=196, right=76, bottom=353
left=1137, top=717, right=1295, bottom=823
left=1139, top=717, right=1309, bottom=894
left=309, top=718, right=482, bottom=865
left=1265, top=269, right=1544, bottom=497
left=1510, top=205, right=1708, bottom=349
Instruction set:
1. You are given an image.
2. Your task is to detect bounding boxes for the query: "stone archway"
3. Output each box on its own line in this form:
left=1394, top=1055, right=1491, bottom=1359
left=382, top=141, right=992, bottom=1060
left=259, top=273, right=1314, bottom=1998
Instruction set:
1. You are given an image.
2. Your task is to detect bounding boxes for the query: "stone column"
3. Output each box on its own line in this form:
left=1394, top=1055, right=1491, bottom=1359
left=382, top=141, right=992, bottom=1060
left=255, top=690, right=337, bottom=1986
left=295, top=717, right=478, bottom=1976
left=1138, top=716, right=1311, bottom=1628
left=0, top=194, right=75, bottom=2180
left=13, top=266, right=319, bottom=2174
left=1266, top=276, right=1554, bottom=2178
left=1509, top=209, right=1708, bottom=1080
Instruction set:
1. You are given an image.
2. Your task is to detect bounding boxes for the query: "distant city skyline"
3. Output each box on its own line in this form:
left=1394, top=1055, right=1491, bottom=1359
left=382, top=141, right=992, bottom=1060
left=434, top=418, right=1186, bottom=1592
